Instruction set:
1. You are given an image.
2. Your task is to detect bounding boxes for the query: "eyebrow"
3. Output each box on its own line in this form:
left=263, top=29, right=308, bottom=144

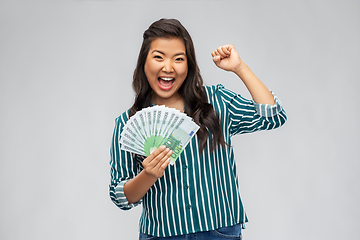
left=151, top=50, right=186, bottom=57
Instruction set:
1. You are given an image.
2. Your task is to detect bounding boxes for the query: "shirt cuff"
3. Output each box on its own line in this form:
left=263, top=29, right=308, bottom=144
left=253, top=91, right=284, bottom=118
left=115, top=180, right=142, bottom=210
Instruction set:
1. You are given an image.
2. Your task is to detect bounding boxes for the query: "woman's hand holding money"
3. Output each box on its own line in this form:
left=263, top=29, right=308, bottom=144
left=142, top=145, right=172, bottom=179
left=124, top=146, right=172, bottom=204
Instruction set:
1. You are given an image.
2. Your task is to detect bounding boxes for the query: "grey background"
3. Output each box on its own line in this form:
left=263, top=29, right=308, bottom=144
left=1, top=0, right=359, bottom=239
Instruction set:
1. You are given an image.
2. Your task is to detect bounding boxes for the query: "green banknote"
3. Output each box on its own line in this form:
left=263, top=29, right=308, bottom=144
left=160, top=117, right=199, bottom=165
left=120, top=106, right=199, bottom=164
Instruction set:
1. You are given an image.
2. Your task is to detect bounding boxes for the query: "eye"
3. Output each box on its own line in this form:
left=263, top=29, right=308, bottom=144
left=175, top=57, right=185, bottom=61
left=154, top=55, right=163, bottom=59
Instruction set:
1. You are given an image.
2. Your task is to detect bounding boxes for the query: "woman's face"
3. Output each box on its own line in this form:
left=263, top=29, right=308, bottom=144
left=144, top=37, right=188, bottom=105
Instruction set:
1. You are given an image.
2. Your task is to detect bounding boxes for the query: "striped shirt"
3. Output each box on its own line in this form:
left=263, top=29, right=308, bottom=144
left=109, top=84, right=287, bottom=237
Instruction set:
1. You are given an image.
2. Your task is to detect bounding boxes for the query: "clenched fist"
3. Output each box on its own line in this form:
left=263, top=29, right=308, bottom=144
left=211, top=44, right=244, bottom=73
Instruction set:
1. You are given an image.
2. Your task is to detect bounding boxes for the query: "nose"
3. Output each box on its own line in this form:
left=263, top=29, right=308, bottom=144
left=162, top=60, right=173, bottom=73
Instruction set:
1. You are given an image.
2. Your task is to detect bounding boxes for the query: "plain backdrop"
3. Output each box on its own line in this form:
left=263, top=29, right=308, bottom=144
left=1, top=1, right=359, bottom=240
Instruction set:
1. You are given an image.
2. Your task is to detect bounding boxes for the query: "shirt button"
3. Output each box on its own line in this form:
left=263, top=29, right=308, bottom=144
left=184, top=165, right=188, bottom=169
left=187, top=205, right=191, bottom=209
left=185, top=185, right=189, bottom=190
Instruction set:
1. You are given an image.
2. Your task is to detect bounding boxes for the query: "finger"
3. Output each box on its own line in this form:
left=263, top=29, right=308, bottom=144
left=216, top=47, right=228, bottom=58
left=160, top=158, right=171, bottom=170
left=154, top=149, right=173, bottom=172
left=165, top=149, right=173, bottom=159
left=152, top=145, right=167, bottom=156
left=154, top=147, right=171, bottom=163
left=211, top=50, right=219, bottom=57
left=222, top=45, right=232, bottom=55
left=143, top=145, right=166, bottom=165
left=143, top=149, right=170, bottom=173
left=212, top=55, right=221, bottom=64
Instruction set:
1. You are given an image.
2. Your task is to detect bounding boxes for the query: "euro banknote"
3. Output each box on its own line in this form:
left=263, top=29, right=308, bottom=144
left=120, top=105, right=199, bottom=164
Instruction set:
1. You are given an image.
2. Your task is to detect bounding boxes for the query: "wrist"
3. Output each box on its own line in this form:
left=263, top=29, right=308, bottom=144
left=233, top=62, right=249, bottom=77
left=142, top=169, right=159, bottom=182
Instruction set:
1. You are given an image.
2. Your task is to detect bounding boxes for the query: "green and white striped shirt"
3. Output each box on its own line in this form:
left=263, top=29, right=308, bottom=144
left=109, top=84, right=287, bottom=237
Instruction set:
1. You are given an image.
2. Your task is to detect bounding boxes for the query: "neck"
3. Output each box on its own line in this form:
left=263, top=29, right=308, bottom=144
left=152, top=93, right=185, bottom=112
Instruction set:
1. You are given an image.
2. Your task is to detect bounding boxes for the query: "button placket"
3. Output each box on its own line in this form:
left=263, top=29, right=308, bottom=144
left=183, top=164, right=191, bottom=212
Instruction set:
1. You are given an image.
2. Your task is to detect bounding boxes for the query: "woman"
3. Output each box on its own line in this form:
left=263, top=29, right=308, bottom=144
left=109, top=18, right=287, bottom=239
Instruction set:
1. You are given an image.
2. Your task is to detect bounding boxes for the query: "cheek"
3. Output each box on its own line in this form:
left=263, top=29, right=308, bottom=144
left=178, top=65, right=188, bottom=78
left=144, top=63, right=153, bottom=80
left=145, top=62, right=159, bottom=78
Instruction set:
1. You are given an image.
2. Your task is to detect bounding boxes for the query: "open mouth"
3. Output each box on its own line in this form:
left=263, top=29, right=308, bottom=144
left=158, top=77, right=175, bottom=90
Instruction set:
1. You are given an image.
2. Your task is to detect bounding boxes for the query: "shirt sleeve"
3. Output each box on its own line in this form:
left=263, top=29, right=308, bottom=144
left=109, top=112, right=141, bottom=210
left=216, top=84, right=287, bottom=136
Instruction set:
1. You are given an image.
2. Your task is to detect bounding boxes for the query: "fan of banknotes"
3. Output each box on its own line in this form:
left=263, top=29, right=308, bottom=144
left=120, top=105, right=200, bottom=165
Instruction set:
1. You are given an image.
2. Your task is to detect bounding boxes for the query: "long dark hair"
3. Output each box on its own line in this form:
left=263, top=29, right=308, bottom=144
left=129, top=18, right=226, bottom=152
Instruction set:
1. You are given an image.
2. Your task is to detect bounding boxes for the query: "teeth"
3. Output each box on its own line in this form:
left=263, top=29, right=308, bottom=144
left=160, top=77, right=174, bottom=81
